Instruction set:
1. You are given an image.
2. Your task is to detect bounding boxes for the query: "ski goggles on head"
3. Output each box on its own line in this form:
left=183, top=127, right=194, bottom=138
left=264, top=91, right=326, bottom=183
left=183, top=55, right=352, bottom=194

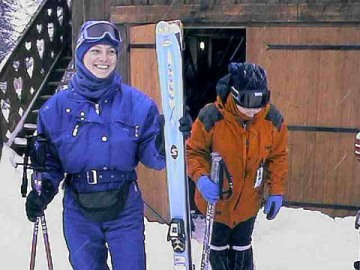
left=76, top=21, right=122, bottom=49
left=231, top=86, right=270, bottom=108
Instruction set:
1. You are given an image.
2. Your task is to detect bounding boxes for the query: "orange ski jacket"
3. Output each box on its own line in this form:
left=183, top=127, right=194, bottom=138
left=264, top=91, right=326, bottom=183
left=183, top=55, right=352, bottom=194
left=186, top=95, right=288, bottom=228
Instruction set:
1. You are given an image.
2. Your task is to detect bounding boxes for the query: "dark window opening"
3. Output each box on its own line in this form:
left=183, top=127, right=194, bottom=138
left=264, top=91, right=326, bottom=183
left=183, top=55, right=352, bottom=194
left=183, top=28, right=246, bottom=213
left=184, top=28, right=246, bottom=120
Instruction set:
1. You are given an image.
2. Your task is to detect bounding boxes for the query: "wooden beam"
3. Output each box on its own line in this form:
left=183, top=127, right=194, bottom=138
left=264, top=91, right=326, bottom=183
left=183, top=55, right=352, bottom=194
left=111, top=3, right=360, bottom=25
left=298, top=3, right=360, bottom=23
left=111, top=4, right=297, bottom=24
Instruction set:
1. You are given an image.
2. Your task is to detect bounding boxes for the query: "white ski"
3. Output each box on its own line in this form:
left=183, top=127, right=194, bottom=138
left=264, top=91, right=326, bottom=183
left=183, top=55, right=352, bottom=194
left=155, top=20, right=193, bottom=270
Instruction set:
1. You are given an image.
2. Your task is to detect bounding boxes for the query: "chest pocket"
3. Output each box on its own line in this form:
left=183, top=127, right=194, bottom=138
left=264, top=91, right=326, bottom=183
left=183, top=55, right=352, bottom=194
left=48, top=104, right=104, bottom=170
left=54, top=105, right=98, bottom=140
left=114, top=119, right=141, bottom=140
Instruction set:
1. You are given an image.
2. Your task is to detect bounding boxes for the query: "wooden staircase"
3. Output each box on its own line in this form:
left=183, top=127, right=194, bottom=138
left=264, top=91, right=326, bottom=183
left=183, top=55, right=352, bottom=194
left=0, top=0, right=72, bottom=157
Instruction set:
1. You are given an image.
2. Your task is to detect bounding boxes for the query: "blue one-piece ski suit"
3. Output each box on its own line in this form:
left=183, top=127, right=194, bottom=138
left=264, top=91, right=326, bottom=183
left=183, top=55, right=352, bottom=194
left=38, top=84, right=165, bottom=269
left=35, top=20, right=166, bottom=270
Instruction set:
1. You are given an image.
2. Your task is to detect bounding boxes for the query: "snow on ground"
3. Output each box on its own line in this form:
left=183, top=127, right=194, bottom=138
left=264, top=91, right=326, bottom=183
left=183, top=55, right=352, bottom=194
left=1, top=1, right=358, bottom=269
left=0, top=144, right=359, bottom=269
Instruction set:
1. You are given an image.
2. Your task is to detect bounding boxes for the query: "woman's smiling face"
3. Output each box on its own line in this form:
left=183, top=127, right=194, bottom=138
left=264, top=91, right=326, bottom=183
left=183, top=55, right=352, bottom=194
left=83, top=44, right=117, bottom=79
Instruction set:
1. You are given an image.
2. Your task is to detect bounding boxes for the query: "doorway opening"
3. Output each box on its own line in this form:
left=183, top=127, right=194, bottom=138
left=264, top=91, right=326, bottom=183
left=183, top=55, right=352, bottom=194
left=183, top=28, right=246, bottom=212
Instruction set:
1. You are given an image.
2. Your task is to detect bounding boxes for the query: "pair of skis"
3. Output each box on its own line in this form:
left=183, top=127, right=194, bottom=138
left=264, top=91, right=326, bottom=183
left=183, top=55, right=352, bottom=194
left=155, top=21, right=224, bottom=269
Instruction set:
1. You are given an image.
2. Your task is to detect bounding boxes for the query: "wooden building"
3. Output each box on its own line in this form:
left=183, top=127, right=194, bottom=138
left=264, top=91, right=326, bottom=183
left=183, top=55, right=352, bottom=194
left=71, top=0, right=360, bottom=222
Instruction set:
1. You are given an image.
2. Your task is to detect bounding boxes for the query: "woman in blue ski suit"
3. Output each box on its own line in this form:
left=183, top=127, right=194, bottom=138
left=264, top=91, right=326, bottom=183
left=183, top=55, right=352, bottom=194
left=25, top=20, right=166, bottom=270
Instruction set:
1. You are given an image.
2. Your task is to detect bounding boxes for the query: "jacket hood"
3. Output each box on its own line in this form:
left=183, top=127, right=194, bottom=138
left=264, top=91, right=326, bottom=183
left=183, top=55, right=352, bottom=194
left=216, top=74, right=232, bottom=104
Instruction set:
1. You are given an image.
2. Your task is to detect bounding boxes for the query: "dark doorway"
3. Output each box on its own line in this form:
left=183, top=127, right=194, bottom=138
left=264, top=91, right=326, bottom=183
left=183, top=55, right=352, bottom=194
left=183, top=28, right=246, bottom=213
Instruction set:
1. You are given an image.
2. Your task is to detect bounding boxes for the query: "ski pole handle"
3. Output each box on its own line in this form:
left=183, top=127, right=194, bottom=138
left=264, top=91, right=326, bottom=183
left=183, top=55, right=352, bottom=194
left=210, top=152, right=222, bottom=185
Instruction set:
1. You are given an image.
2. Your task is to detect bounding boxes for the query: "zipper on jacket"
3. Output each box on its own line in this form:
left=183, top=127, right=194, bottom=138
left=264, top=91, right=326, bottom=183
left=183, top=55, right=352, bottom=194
left=135, top=125, right=140, bottom=138
left=234, top=193, right=242, bottom=211
left=95, top=103, right=100, bottom=115
left=234, top=155, right=248, bottom=211
left=234, top=123, right=251, bottom=211
left=242, top=122, right=247, bottom=131
left=133, top=182, right=138, bottom=192
left=72, top=124, right=80, bottom=137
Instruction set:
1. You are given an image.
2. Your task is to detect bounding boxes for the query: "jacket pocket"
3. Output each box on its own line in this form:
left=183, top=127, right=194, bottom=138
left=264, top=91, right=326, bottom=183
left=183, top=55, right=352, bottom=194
left=115, top=120, right=140, bottom=140
left=50, top=120, right=98, bottom=170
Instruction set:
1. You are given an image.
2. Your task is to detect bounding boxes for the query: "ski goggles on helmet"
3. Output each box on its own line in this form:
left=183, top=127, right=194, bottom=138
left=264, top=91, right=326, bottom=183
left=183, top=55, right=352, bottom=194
left=231, top=86, right=270, bottom=108
left=76, top=21, right=122, bottom=49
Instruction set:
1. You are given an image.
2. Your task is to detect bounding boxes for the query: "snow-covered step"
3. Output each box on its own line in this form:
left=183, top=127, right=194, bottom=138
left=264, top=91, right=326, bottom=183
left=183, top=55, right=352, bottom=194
left=23, top=123, right=37, bottom=131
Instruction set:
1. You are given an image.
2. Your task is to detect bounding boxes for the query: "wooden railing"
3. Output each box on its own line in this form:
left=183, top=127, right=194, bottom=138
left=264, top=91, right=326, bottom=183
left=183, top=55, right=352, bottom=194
left=0, top=0, right=71, bottom=146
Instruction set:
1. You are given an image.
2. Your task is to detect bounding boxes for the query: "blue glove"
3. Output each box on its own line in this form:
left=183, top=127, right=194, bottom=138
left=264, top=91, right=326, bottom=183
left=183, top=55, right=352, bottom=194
left=264, top=195, right=283, bottom=220
left=196, top=175, right=219, bottom=204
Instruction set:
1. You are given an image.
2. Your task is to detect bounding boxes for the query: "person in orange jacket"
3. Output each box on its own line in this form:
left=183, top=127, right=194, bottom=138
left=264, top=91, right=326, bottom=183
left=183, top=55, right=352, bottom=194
left=186, top=62, right=289, bottom=269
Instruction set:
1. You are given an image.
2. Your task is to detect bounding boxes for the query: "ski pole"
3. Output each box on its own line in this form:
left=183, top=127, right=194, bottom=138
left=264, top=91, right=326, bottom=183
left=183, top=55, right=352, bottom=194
left=40, top=214, right=53, bottom=270
left=200, top=152, right=222, bottom=270
left=29, top=176, right=54, bottom=270
left=29, top=218, right=40, bottom=270
left=29, top=215, right=53, bottom=270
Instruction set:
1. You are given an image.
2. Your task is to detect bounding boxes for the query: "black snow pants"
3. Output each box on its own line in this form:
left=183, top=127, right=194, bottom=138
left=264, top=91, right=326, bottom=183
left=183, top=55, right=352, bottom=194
left=209, top=216, right=256, bottom=270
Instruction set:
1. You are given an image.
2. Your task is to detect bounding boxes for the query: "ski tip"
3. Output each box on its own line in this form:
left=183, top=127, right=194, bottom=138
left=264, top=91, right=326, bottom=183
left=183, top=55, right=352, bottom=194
left=156, top=20, right=183, bottom=35
left=169, top=23, right=181, bottom=34
left=156, top=21, right=171, bottom=34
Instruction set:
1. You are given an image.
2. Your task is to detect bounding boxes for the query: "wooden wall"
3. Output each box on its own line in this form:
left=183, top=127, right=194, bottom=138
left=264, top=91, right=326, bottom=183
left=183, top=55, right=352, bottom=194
left=110, top=1, right=360, bottom=25
left=71, top=0, right=360, bottom=221
left=71, top=0, right=112, bottom=51
left=247, top=26, right=360, bottom=217
left=128, top=24, right=170, bottom=222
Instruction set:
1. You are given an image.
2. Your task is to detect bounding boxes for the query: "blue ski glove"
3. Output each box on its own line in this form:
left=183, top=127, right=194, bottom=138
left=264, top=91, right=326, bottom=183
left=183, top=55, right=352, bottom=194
left=264, top=195, right=283, bottom=220
left=196, top=175, right=219, bottom=204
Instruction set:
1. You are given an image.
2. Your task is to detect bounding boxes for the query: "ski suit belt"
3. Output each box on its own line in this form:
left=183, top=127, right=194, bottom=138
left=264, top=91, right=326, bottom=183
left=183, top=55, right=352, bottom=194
left=66, top=170, right=137, bottom=185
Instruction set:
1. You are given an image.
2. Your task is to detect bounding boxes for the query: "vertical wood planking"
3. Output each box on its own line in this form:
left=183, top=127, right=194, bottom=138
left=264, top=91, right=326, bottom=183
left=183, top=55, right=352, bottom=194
left=129, top=24, right=170, bottom=222
left=247, top=26, right=360, bottom=216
